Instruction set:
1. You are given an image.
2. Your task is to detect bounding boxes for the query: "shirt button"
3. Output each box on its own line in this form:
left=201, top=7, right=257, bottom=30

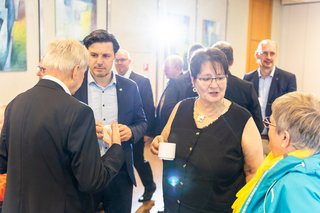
left=180, top=181, right=183, bottom=185
left=102, top=104, right=105, bottom=107
left=177, top=200, right=180, bottom=204
left=103, top=118, right=106, bottom=121
left=189, top=147, right=192, bottom=151
left=183, top=164, right=186, bottom=168
left=196, top=132, right=200, bottom=135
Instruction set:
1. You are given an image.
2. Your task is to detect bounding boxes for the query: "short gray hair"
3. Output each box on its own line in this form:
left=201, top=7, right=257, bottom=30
left=272, top=92, right=320, bottom=152
left=42, top=39, right=89, bottom=73
left=164, top=55, right=184, bottom=70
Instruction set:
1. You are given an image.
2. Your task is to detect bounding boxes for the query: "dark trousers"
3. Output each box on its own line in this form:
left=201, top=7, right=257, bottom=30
left=94, top=166, right=133, bottom=213
left=133, top=138, right=155, bottom=188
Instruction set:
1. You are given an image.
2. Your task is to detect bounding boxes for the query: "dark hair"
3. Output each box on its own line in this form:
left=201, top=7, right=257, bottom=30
left=212, top=41, right=233, bottom=66
left=188, top=43, right=204, bottom=61
left=83, top=29, right=120, bottom=53
left=190, top=48, right=229, bottom=78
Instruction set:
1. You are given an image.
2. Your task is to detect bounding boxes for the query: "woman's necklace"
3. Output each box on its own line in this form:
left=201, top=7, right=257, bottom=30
left=197, top=114, right=205, bottom=123
left=194, top=99, right=225, bottom=124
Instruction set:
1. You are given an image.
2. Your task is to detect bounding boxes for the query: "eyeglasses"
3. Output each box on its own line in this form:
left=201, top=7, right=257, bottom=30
left=197, top=75, right=227, bottom=85
left=37, top=66, right=46, bottom=72
left=258, top=51, right=276, bottom=58
left=263, top=117, right=276, bottom=129
left=115, top=58, right=128, bottom=63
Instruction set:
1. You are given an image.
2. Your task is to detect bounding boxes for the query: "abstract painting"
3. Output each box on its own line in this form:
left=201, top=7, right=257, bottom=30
left=0, top=0, right=27, bottom=72
left=55, top=0, right=97, bottom=41
left=202, top=19, right=219, bottom=47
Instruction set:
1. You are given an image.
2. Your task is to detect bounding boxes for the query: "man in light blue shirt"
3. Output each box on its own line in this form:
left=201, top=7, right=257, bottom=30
left=87, top=71, right=118, bottom=155
left=244, top=40, right=297, bottom=151
left=74, top=30, right=147, bottom=213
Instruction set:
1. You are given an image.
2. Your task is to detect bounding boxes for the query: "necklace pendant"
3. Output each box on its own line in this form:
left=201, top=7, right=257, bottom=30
left=197, top=115, right=205, bottom=123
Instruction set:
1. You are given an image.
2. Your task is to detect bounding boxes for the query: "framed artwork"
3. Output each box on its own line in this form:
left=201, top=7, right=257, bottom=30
left=0, top=0, right=27, bottom=72
left=202, top=19, right=219, bottom=47
left=39, top=0, right=97, bottom=58
left=55, top=0, right=97, bottom=40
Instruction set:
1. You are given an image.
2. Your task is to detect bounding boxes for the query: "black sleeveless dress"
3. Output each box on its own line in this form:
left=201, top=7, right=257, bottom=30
left=163, top=98, right=251, bottom=213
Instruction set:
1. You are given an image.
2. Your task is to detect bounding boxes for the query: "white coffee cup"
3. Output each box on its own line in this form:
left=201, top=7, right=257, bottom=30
left=158, top=142, right=176, bottom=160
left=103, top=124, right=112, bottom=141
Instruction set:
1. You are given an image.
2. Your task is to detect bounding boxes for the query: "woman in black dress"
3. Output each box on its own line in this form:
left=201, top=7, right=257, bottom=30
left=151, top=48, right=264, bottom=213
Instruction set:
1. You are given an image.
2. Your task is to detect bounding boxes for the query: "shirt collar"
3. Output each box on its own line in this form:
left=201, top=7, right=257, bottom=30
left=123, top=70, right=132, bottom=79
left=42, top=75, right=71, bottom=95
left=87, top=70, right=117, bottom=88
left=258, top=67, right=276, bottom=78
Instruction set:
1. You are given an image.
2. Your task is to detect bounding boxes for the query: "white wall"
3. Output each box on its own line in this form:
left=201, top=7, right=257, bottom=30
left=279, top=2, right=320, bottom=96
left=225, top=0, right=250, bottom=78
left=104, top=0, right=228, bottom=101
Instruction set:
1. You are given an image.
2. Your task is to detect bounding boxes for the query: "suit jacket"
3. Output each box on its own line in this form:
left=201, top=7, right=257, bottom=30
left=0, top=79, right=125, bottom=213
left=243, top=67, right=297, bottom=117
left=73, top=72, right=147, bottom=185
left=129, top=71, right=155, bottom=137
left=225, top=74, right=264, bottom=133
left=155, top=72, right=197, bottom=135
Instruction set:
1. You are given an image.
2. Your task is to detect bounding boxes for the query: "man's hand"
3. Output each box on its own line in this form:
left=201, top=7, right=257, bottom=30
left=96, top=121, right=103, bottom=140
left=118, top=124, right=133, bottom=142
left=102, top=122, right=121, bottom=146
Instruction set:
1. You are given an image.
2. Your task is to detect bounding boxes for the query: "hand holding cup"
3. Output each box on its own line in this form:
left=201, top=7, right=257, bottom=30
left=150, top=135, right=176, bottom=160
left=103, top=122, right=121, bottom=146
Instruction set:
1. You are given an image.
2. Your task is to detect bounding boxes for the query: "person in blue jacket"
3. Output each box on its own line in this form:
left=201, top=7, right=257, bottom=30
left=232, top=91, right=320, bottom=213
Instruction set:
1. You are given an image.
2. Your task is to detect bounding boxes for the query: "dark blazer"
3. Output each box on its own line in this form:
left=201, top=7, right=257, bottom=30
left=0, top=79, right=125, bottom=213
left=129, top=71, right=155, bottom=136
left=73, top=72, right=147, bottom=185
left=225, top=74, right=264, bottom=133
left=243, top=67, right=297, bottom=117
left=155, top=72, right=197, bottom=135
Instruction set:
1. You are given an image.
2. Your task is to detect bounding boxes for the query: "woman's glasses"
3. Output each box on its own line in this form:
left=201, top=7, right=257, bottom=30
left=197, top=75, right=227, bottom=86
left=263, top=117, right=276, bottom=129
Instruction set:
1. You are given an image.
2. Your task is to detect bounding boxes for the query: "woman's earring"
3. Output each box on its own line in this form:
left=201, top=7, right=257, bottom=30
left=193, top=87, right=197, bottom=93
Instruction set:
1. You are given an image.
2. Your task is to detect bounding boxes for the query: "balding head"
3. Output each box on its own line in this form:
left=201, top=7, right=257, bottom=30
left=163, top=55, right=183, bottom=79
left=115, top=49, right=132, bottom=76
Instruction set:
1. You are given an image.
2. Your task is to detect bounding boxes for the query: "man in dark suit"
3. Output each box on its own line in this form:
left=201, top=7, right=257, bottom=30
left=115, top=49, right=157, bottom=203
left=154, top=54, right=190, bottom=135
left=243, top=39, right=297, bottom=133
left=73, top=30, right=147, bottom=213
left=0, top=39, right=125, bottom=213
left=212, top=41, right=264, bottom=133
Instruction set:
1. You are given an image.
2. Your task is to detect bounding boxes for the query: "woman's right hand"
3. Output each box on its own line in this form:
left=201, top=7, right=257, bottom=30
left=150, top=135, right=164, bottom=155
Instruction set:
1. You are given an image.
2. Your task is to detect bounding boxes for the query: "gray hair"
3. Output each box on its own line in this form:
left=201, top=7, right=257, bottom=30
left=272, top=92, right=320, bottom=152
left=42, top=39, right=89, bottom=73
left=164, top=55, right=184, bottom=70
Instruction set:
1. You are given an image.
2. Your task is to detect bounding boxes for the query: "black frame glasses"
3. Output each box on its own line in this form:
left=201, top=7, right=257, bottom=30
left=37, top=66, right=46, bottom=72
left=197, top=75, right=227, bottom=85
left=263, top=117, right=276, bottom=129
